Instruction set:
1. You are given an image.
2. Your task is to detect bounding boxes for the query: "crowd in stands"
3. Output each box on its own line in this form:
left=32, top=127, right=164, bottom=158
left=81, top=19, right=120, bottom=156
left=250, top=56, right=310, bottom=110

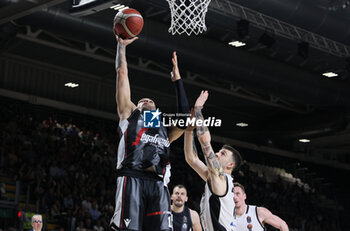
left=1, top=101, right=116, bottom=230
left=0, top=99, right=346, bottom=230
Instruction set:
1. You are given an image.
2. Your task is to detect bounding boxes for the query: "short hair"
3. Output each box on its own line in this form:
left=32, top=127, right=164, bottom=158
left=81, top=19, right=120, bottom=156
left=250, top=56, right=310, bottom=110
left=172, top=184, right=187, bottom=194
left=137, top=98, right=154, bottom=104
left=222, top=144, right=243, bottom=172
left=233, top=182, right=246, bottom=193
left=31, top=214, right=42, bottom=222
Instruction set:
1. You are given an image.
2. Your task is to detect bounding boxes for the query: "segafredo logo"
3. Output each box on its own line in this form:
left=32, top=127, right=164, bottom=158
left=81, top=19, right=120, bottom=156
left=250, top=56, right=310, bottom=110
left=143, top=110, right=222, bottom=128
left=140, top=133, right=170, bottom=147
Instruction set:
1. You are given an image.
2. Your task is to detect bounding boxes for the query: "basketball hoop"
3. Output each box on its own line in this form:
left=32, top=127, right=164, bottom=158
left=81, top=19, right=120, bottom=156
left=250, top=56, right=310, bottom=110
left=166, top=0, right=211, bottom=36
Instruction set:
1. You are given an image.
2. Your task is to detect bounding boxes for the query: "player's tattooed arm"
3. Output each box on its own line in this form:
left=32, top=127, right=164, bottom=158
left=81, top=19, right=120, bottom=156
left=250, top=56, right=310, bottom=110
left=201, top=142, right=224, bottom=176
left=115, top=42, right=125, bottom=70
left=194, top=91, right=223, bottom=176
left=115, top=36, right=138, bottom=120
left=194, top=106, right=209, bottom=136
left=115, top=37, right=137, bottom=70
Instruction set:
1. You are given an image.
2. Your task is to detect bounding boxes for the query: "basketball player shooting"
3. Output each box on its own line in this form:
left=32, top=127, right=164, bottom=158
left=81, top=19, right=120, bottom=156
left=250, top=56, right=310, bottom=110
left=110, top=35, right=190, bottom=231
left=184, top=91, right=243, bottom=231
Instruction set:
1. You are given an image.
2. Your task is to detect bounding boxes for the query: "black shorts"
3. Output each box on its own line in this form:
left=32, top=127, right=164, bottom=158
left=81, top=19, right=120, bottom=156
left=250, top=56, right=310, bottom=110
left=110, top=169, right=172, bottom=231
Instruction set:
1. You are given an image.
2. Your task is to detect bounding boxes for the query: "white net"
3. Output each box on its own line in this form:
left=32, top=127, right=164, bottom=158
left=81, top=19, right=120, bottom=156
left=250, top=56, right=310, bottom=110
left=166, top=0, right=211, bottom=36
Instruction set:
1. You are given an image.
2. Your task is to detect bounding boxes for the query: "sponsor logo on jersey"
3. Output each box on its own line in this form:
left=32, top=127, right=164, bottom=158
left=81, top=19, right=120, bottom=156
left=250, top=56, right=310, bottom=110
left=247, top=216, right=252, bottom=223
left=140, top=133, right=170, bottom=147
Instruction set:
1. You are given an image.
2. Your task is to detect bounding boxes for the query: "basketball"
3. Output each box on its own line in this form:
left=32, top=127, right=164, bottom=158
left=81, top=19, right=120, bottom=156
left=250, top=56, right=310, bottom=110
left=113, top=8, right=143, bottom=39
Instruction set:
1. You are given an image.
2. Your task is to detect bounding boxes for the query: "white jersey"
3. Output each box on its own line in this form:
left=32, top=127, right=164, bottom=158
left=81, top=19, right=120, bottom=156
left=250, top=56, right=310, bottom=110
left=200, top=174, right=235, bottom=231
left=233, top=205, right=265, bottom=231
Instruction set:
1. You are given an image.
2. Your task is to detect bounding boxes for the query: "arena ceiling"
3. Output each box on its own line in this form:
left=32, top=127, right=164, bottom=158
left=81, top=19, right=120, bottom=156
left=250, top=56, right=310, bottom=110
left=1, top=0, right=350, bottom=172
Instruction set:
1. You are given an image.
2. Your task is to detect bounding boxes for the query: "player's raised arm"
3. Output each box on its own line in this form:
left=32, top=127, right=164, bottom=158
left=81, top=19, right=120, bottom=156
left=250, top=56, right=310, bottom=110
left=184, top=109, right=209, bottom=181
left=194, top=91, right=223, bottom=176
left=168, top=51, right=190, bottom=143
left=194, top=91, right=227, bottom=195
left=115, top=37, right=138, bottom=121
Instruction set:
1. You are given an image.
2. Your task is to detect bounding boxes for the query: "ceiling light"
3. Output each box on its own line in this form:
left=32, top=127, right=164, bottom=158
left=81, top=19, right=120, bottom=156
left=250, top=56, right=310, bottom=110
left=236, top=122, right=248, bottom=127
left=65, top=82, right=79, bottom=88
left=74, top=0, right=94, bottom=7
left=119, top=6, right=129, bottom=11
left=229, top=41, right=246, bottom=47
left=110, top=4, right=129, bottom=10
left=322, top=72, right=338, bottom=78
left=110, top=4, right=122, bottom=9
left=299, top=139, right=310, bottom=143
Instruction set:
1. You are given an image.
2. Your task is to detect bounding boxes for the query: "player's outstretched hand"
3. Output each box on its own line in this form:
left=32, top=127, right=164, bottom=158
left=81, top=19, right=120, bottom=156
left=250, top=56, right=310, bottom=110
left=170, top=51, right=181, bottom=82
left=117, top=36, right=138, bottom=46
left=194, top=90, right=209, bottom=109
left=186, top=108, right=196, bottom=131
left=194, top=90, right=210, bottom=144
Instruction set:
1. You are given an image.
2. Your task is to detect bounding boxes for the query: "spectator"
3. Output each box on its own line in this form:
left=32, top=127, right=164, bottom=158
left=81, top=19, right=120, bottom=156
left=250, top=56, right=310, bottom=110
left=93, top=219, right=104, bottom=231
left=31, top=214, right=43, bottom=231
left=76, top=221, right=86, bottom=231
left=64, top=193, right=74, bottom=210
left=89, top=200, right=101, bottom=221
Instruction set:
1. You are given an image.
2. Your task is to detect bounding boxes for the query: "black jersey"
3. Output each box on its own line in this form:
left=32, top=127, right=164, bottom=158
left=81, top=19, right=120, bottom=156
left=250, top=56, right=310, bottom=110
left=116, top=109, right=170, bottom=176
left=172, top=206, right=193, bottom=231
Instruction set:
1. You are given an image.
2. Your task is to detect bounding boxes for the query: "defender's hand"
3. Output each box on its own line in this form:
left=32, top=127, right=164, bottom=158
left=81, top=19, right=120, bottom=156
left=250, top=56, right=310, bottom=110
left=186, top=108, right=196, bottom=131
left=170, top=51, right=181, bottom=82
left=195, top=90, right=209, bottom=108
